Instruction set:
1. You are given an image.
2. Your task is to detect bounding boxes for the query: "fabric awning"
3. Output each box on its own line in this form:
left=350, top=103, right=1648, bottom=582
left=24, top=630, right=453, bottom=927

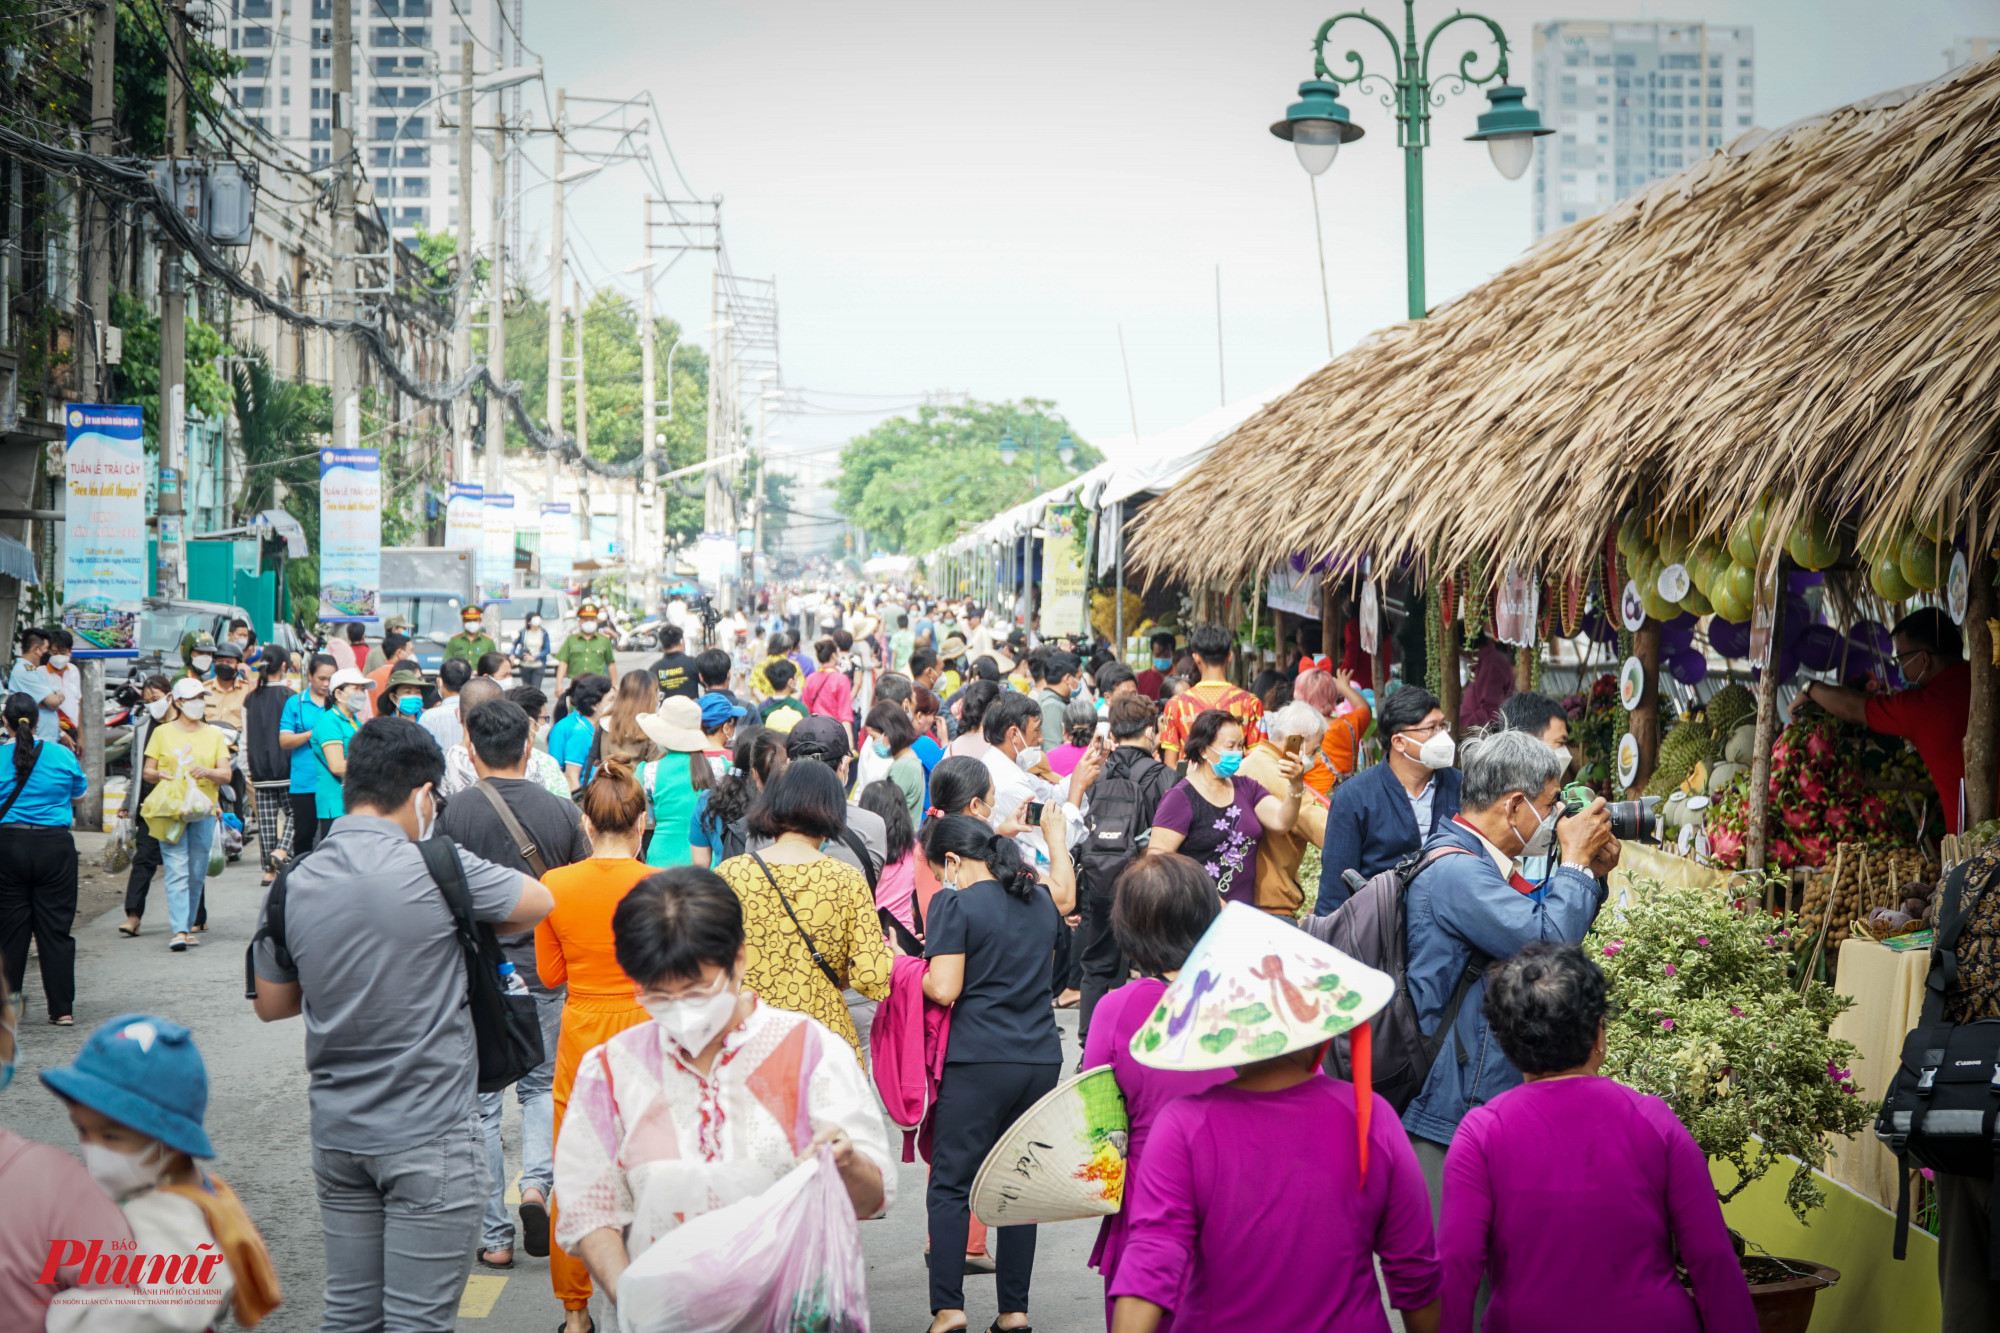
left=0, top=533, right=38, bottom=584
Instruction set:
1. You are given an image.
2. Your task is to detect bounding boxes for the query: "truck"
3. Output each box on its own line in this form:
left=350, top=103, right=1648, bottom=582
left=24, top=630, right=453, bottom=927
left=377, top=547, right=478, bottom=680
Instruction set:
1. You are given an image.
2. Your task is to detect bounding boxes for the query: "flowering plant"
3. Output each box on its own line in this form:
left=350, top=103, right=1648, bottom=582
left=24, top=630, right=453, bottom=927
left=1588, top=881, right=1873, bottom=1221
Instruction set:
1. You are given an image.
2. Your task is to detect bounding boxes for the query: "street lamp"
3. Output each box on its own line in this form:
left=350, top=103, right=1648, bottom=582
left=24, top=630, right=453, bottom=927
left=1273, top=2, right=1552, bottom=320
left=997, top=427, right=1076, bottom=490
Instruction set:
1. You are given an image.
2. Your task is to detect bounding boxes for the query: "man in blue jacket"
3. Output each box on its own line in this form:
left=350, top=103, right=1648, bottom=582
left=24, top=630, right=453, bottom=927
left=1400, top=725, right=1619, bottom=1216
left=1314, top=685, right=1463, bottom=912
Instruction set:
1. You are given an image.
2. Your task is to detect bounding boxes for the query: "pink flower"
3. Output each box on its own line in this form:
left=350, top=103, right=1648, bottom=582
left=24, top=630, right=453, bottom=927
left=1665, top=964, right=1677, bottom=977
left=1697, top=937, right=1711, bottom=946
left=1661, top=1018, right=1676, bottom=1031
left=1729, top=1005, right=1745, bottom=1017
left=1602, top=941, right=1624, bottom=957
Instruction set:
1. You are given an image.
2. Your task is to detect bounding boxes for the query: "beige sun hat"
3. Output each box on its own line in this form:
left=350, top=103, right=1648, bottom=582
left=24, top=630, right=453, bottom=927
left=635, top=696, right=707, bottom=753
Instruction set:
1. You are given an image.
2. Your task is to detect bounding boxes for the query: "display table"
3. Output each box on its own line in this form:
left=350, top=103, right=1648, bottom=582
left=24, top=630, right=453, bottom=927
left=1822, top=937, right=1928, bottom=1212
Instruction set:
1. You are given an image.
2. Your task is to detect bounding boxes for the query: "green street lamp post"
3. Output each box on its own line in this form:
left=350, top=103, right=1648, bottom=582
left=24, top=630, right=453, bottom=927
left=1272, top=2, right=1553, bottom=321
left=998, top=427, right=1077, bottom=493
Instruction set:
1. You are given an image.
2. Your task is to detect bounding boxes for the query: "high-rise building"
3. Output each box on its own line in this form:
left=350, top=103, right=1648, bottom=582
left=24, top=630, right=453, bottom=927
left=208, top=0, right=518, bottom=250
left=1530, top=20, right=1755, bottom=239
left=1948, top=37, right=2000, bottom=71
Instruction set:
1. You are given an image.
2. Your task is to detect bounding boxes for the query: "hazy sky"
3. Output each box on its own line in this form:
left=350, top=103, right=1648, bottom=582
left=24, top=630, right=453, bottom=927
left=521, top=0, right=1992, bottom=507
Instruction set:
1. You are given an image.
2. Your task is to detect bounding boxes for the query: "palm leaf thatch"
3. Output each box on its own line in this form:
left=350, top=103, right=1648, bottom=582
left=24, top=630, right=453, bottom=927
left=1130, top=56, right=2000, bottom=589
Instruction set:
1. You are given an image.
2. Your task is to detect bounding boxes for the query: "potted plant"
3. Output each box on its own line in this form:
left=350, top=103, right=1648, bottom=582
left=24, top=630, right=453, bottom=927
left=1587, top=881, right=1872, bottom=1331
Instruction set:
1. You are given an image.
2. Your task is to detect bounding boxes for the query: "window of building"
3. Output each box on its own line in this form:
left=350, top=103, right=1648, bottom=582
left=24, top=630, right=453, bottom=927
left=313, top=0, right=331, bottom=15
left=279, top=115, right=291, bottom=136
left=1737, top=95, right=1751, bottom=106
left=1739, top=57, right=1751, bottom=67
left=243, top=56, right=268, bottom=78
left=247, top=115, right=269, bottom=133
left=1737, top=115, right=1752, bottom=126
left=1738, top=74, right=1753, bottom=86
left=240, top=85, right=267, bottom=107
left=372, top=116, right=399, bottom=140
left=370, top=87, right=395, bottom=107
left=398, top=145, right=430, bottom=167
left=242, top=26, right=269, bottom=47
left=396, top=207, right=428, bottom=229
left=311, top=147, right=331, bottom=167
left=370, top=146, right=393, bottom=167
left=312, top=86, right=332, bottom=109
left=312, top=57, right=331, bottom=79
left=311, top=116, right=332, bottom=141
left=447, top=176, right=457, bottom=195
left=372, top=0, right=400, bottom=12
left=312, top=26, right=330, bottom=47
left=403, top=56, right=428, bottom=71
left=242, top=0, right=273, bottom=15
left=402, top=177, right=429, bottom=197
left=1562, top=210, right=1577, bottom=222
left=372, top=56, right=399, bottom=76
left=1709, top=55, right=1722, bottom=67
left=280, top=86, right=291, bottom=106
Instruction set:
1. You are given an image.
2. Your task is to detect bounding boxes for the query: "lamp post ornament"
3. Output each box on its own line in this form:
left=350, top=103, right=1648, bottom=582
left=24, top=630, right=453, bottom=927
left=1273, top=0, right=1552, bottom=321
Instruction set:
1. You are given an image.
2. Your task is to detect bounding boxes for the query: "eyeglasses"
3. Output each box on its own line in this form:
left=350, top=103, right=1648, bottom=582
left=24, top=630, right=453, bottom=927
left=1894, top=650, right=1928, bottom=668
left=1399, top=721, right=1451, bottom=738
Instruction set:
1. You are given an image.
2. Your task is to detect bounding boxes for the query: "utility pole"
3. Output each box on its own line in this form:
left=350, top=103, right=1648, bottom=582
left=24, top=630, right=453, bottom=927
left=156, top=0, right=189, bottom=600
left=78, top=0, right=115, bottom=831
left=546, top=88, right=565, bottom=456
left=330, top=0, right=357, bottom=455
left=639, top=196, right=657, bottom=607
left=486, top=76, right=507, bottom=496
left=454, top=38, right=474, bottom=480
left=704, top=268, right=724, bottom=539
left=573, top=274, right=588, bottom=463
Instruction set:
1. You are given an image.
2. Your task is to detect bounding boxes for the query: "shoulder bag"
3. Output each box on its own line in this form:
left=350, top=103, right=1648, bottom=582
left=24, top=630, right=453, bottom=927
left=473, top=780, right=550, bottom=878
left=750, top=851, right=845, bottom=994
left=0, top=742, right=41, bottom=823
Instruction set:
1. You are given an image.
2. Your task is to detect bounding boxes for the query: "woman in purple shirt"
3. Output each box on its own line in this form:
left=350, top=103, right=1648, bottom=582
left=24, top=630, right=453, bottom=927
left=1148, top=711, right=1303, bottom=904
left=1081, top=853, right=1233, bottom=1329
left=1439, top=943, right=1756, bottom=1333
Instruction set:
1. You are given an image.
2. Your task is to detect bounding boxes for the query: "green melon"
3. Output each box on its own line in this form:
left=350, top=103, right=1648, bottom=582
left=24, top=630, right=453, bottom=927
left=1657, top=515, right=1695, bottom=566
left=1785, top=507, right=1841, bottom=572
left=1871, top=554, right=1916, bottom=603
left=1727, top=497, right=1771, bottom=567
left=1711, top=562, right=1755, bottom=623
left=1687, top=538, right=1727, bottom=595
left=1617, top=509, right=1650, bottom=558
left=1899, top=529, right=1942, bottom=592
left=1677, top=585, right=1714, bottom=616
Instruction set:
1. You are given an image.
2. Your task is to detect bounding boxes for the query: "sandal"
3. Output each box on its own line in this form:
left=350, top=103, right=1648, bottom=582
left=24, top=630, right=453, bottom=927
left=520, top=1193, right=551, bottom=1258
left=987, top=1323, right=1031, bottom=1333
left=475, top=1248, right=514, bottom=1270
left=169, top=934, right=188, bottom=953
left=50, top=1015, right=72, bottom=1027
left=118, top=918, right=140, bottom=938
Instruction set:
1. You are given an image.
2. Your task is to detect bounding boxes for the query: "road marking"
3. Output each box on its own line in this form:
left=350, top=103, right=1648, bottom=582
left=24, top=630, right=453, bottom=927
left=459, top=1275, right=508, bottom=1318
left=505, top=1170, right=520, bottom=1205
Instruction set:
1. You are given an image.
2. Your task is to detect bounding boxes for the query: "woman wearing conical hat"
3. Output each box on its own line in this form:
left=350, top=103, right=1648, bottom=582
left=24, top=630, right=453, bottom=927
left=1108, top=903, right=1441, bottom=1333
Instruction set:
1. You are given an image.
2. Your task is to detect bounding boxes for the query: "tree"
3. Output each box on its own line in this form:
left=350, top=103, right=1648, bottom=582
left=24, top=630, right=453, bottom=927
left=832, top=399, right=1098, bottom=553
left=109, top=289, right=230, bottom=451
left=231, top=355, right=331, bottom=616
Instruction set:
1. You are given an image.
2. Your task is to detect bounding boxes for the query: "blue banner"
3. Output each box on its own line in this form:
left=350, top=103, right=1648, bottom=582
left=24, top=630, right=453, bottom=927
left=62, top=404, right=146, bottom=657
left=319, top=448, right=381, bottom=622
left=445, top=480, right=483, bottom=552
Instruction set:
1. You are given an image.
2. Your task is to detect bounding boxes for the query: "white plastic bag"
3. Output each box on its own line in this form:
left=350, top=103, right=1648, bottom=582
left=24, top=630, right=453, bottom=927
left=616, top=1145, right=869, bottom=1333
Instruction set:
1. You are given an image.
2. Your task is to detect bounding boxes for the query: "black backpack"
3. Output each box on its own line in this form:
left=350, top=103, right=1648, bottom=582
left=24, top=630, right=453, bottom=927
left=1309, top=846, right=1485, bottom=1113
left=1876, top=856, right=2000, bottom=1276
left=1075, top=750, right=1170, bottom=903
left=246, top=837, right=546, bottom=1094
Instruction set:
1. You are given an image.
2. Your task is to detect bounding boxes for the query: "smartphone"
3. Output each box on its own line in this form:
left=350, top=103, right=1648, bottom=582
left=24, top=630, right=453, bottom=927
left=1026, top=801, right=1046, bottom=825
left=1283, top=734, right=1304, bottom=758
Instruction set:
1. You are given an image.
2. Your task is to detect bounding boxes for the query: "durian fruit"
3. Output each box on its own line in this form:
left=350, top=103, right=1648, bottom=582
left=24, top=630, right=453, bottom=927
left=1724, top=722, right=1757, bottom=766
left=1706, top=760, right=1746, bottom=795
left=1646, top=717, right=1716, bottom=798
left=1706, top=683, right=1756, bottom=736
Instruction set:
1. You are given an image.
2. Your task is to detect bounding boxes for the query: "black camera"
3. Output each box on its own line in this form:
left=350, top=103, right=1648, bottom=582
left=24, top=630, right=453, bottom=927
left=1560, top=783, right=1660, bottom=845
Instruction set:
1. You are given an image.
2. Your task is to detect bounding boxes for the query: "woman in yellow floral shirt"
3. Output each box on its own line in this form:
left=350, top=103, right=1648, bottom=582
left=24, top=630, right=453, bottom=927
left=715, top=760, right=891, bottom=1057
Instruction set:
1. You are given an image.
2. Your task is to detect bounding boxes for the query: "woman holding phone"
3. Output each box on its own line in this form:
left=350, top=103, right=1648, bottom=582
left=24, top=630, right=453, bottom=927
left=1148, top=709, right=1305, bottom=905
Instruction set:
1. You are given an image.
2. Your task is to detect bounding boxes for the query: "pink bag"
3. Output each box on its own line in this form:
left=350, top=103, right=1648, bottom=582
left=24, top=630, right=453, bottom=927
left=615, top=1144, right=870, bottom=1333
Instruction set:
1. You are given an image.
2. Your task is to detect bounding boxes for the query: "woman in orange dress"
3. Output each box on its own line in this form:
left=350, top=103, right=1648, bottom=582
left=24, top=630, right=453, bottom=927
left=538, top=755, right=656, bottom=1333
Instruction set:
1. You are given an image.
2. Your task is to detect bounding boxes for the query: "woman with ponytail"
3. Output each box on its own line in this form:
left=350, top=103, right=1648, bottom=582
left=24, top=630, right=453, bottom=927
left=0, top=691, right=86, bottom=1024
left=690, top=724, right=787, bottom=868
left=919, top=813, right=1074, bottom=1333
left=534, top=755, right=656, bottom=1330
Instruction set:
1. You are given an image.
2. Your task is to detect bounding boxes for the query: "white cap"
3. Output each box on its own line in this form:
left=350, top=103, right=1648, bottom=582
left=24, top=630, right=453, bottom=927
left=170, top=677, right=210, bottom=701
left=329, top=668, right=371, bottom=690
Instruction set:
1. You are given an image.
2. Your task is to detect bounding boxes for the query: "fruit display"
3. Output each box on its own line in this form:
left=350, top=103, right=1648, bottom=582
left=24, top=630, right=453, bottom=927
left=1646, top=717, right=1715, bottom=799
left=1706, top=682, right=1756, bottom=737
left=1707, top=713, right=1926, bottom=871
left=1797, top=843, right=1937, bottom=954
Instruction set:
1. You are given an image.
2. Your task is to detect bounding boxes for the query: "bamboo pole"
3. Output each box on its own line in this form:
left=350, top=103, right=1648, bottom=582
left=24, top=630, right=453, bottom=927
left=1743, top=590, right=1788, bottom=873
left=1321, top=580, right=1339, bottom=661
left=1630, top=618, right=1663, bottom=795
left=1965, top=536, right=1996, bottom=828
left=1440, top=619, right=1464, bottom=729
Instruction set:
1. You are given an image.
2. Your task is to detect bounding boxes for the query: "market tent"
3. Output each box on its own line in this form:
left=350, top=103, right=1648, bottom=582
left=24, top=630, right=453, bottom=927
left=1128, top=57, right=2000, bottom=587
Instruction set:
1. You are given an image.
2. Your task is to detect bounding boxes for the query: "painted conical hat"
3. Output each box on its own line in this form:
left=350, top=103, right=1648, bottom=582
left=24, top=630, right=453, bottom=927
left=1130, top=902, right=1394, bottom=1072
left=969, top=1066, right=1129, bottom=1226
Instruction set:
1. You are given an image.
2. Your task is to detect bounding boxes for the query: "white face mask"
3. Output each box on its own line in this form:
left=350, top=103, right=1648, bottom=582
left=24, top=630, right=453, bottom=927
left=48, top=654, right=69, bottom=671
left=179, top=699, right=207, bottom=721
left=581, top=620, right=599, bottom=634
left=1551, top=744, right=1573, bottom=770
left=640, top=976, right=739, bottom=1055
left=146, top=698, right=171, bottom=720
left=1410, top=731, right=1455, bottom=770
left=415, top=784, right=437, bottom=841
left=1515, top=796, right=1560, bottom=859
left=191, top=655, right=213, bottom=672
left=1016, top=745, right=1044, bottom=772
left=82, top=1140, right=166, bottom=1199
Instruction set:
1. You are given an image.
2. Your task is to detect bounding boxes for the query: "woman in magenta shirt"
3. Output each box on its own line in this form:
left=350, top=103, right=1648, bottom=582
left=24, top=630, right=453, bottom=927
left=1439, top=943, right=1755, bottom=1333
left=1081, top=854, right=1233, bottom=1329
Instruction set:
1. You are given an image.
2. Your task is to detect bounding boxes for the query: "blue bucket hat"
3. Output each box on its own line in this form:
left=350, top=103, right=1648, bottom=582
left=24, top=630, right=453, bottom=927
left=40, top=1014, right=214, bottom=1158
left=698, top=691, right=749, bottom=730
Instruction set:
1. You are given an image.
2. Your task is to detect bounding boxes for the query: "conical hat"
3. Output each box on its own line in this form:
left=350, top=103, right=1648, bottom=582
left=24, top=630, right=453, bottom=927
left=1130, top=902, right=1394, bottom=1072
left=969, top=1067, right=1129, bottom=1226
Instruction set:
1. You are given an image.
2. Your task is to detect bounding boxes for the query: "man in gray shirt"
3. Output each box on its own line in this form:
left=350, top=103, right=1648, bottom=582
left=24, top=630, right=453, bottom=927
left=252, top=715, right=553, bottom=1333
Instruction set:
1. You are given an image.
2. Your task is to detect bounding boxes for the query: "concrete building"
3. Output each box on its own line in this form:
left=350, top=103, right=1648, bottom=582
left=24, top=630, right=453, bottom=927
left=1530, top=20, right=1754, bottom=238
left=211, top=0, right=520, bottom=250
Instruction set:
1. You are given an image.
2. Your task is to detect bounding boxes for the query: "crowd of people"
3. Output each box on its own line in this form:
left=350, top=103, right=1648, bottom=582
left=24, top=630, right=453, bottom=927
left=0, top=582, right=1989, bottom=1331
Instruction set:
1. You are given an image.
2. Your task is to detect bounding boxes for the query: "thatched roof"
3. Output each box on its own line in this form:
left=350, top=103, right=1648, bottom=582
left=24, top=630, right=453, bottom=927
left=1130, top=56, right=2000, bottom=588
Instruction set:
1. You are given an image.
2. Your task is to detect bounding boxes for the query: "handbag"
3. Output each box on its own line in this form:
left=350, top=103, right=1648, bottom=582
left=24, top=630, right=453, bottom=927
left=749, top=852, right=845, bottom=994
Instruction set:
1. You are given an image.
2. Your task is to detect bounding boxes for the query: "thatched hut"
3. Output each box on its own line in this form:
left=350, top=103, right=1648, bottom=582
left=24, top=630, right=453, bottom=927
left=1130, top=55, right=2000, bottom=839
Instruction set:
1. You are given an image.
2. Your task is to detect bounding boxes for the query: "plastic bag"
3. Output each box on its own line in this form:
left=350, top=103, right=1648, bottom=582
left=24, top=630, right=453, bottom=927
left=140, top=778, right=191, bottom=844
left=616, top=1145, right=868, bottom=1333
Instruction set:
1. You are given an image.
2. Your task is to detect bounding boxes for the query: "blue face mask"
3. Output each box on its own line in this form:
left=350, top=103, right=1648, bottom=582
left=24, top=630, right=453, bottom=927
left=397, top=694, right=423, bottom=716
left=1211, top=749, right=1244, bottom=778
left=1152, top=656, right=1173, bottom=672
left=871, top=739, right=891, bottom=759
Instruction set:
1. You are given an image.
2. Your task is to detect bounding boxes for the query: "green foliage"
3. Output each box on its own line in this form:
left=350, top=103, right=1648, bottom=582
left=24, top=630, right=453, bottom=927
left=832, top=400, right=1099, bottom=553
left=112, top=1, right=242, bottom=155
left=231, top=355, right=331, bottom=609
left=409, top=225, right=488, bottom=295
left=1589, top=882, right=1873, bottom=1222
left=480, top=289, right=710, bottom=541
left=109, top=290, right=231, bottom=449
left=758, top=466, right=798, bottom=553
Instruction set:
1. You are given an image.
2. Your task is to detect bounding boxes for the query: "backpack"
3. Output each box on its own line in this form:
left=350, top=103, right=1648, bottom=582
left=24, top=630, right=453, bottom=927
left=1876, top=856, right=2000, bottom=1276
left=1074, top=750, right=1170, bottom=903
left=1310, top=846, right=1484, bottom=1113
left=245, top=838, right=545, bottom=1094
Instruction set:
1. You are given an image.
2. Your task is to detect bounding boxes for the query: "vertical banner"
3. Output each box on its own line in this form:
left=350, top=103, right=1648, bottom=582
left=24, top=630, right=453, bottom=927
left=481, top=492, right=515, bottom=604
left=1494, top=565, right=1538, bottom=646
left=318, top=448, right=381, bottom=622
left=61, top=404, right=145, bottom=656
left=540, top=502, right=573, bottom=581
left=1266, top=564, right=1318, bottom=618
left=1041, top=505, right=1089, bottom=638
left=1359, top=578, right=1381, bottom=656
left=444, top=481, right=483, bottom=551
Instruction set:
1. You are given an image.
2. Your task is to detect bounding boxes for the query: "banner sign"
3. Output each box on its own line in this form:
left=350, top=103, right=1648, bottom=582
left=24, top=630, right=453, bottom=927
left=444, top=481, right=483, bottom=553
left=481, top=493, right=515, bottom=604
left=1041, top=505, right=1089, bottom=638
left=539, top=502, right=573, bottom=580
left=61, top=404, right=145, bottom=656
left=1359, top=579, right=1381, bottom=656
left=1266, top=564, right=1318, bottom=618
left=1494, top=566, right=1539, bottom=646
left=318, top=448, right=381, bottom=623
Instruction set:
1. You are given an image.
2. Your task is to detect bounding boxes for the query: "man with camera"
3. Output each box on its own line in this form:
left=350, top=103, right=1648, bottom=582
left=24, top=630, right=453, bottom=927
left=1400, top=726, right=1621, bottom=1216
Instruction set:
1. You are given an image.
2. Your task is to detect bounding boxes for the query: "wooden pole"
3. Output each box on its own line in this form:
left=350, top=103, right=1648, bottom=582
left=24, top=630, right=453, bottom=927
left=1744, top=591, right=1789, bottom=873
left=1630, top=617, right=1663, bottom=794
left=1964, top=537, right=1996, bottom=828
left=1440, top=618, right=1464, bottom=729
left=1321, top=580, right=1338, bottom=660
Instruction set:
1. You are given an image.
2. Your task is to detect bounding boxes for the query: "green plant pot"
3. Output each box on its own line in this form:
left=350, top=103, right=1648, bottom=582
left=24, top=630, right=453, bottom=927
left=1745, top=1258, right=1837, bottom=1333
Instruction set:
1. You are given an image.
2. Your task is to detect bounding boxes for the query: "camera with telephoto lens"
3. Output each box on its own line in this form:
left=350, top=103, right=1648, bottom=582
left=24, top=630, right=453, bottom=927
left=1560, top=782, right=1661, bottom=845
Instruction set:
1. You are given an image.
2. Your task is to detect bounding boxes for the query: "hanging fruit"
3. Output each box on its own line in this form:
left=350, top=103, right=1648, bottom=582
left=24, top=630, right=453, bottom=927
left=1641, top=581, right=1680, bottom=622
left=1727, top=496, right=1771, bottom=567
left=1686, top=538, right=1726, bottom=596
left=1678, top=585, right=1714, bottom=616
left=1617, top=509, right=1650, bottom=558
left=1899, top=529, right=1943, bottom=591
left=1656, top=514, right=1694, bottom=566
left=1711, top=562, right=1756, bottom=623
left=1871, top=554, right=1916, bottom=603
left=1915, top=509, right=1949, bottom=542
left=1785, top=506, right=1841, bottom=572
